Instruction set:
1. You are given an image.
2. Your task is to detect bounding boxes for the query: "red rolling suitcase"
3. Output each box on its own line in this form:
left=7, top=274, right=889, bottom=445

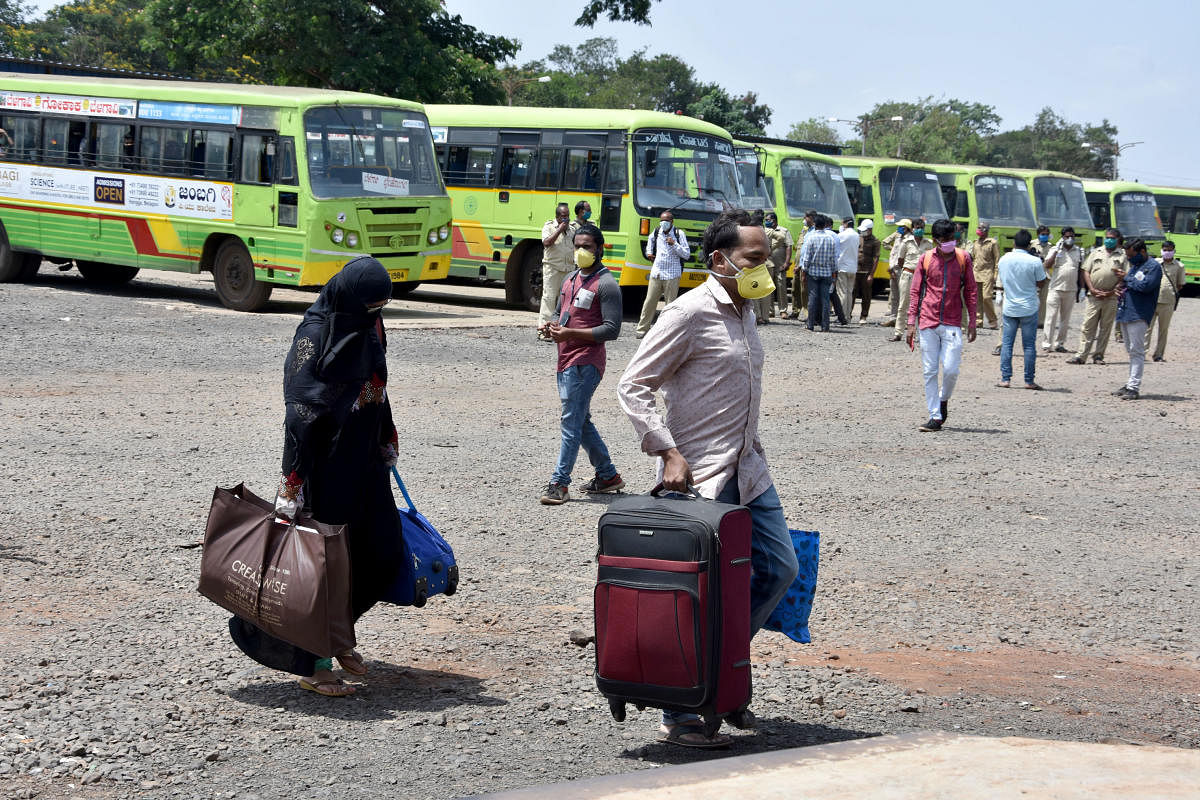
left=593, top=486, right=753, bottom=736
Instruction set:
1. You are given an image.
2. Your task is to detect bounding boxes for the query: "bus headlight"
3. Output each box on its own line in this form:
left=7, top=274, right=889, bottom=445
left=346, top=232, right=358, bottom=248
left=331, top=228, right=345, bottom=244
left=427, top=229, right=438, bottom=245
left=439, top=225, right=449, bottom=241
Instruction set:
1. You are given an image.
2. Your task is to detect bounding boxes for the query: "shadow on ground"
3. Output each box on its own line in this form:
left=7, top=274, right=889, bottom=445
left=617, top=716, right=877, bottom=766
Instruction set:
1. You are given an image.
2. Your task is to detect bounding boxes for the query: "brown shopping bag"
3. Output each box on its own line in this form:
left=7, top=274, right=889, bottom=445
left=197, top=483, right=354, bottom=658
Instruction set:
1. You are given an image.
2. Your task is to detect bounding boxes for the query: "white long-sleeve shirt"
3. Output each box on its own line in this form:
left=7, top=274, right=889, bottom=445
left=645, top=226, right=690, bottom=280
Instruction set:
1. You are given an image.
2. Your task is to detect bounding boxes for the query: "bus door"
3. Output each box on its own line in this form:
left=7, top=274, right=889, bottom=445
left=598, top=132, right=626, bottom=233
left=559, top=130, right=605, bottom=223
left=1086, top=191, right=1111, bottom=244
left=497, top=131, right=538, bottom=233
left=234, top=130, right=282, bottom=268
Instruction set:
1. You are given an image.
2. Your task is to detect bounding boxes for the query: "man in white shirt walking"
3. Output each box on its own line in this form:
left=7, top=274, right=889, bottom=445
left=835, top=217, right=860, bottom=321
left=635, top=210, right=690, bottom=339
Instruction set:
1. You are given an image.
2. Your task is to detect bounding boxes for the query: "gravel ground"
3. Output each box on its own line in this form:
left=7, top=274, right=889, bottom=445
left=1, top=269, right=1198, bottom=800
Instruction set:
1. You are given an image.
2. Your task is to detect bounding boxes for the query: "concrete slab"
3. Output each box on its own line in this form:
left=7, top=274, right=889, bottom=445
left=472, top=732, right=1200, bottom=800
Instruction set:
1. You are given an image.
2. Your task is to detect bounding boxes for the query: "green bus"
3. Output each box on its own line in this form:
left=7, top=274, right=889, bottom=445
left=932, top=164, right=1037, bottom=253
left=424, top=105, right=742, bottom=310
left=1145, top=185, right=1200, bottom=287
left=0, top=73, right=453, bottom=310
left=734, top=137, right=854, bottom=275
left=1082, top=179, right=1164, bottom=255
left=834, top=154, right=949, bottom=282
left=1006, top=168, right=1097, bottom=246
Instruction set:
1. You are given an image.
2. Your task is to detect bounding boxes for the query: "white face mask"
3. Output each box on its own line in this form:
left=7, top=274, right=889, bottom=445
left=1063, top=237, right=1074, bottom=247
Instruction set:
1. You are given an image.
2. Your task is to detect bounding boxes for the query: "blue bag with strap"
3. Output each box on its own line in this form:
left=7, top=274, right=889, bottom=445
left=763, top=529, right=819, bottom=643
left=382, top=467, right=459, bottom=608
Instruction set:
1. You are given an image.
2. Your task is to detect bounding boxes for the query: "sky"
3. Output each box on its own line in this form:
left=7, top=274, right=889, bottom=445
left=443, top=0, right=1200, bottom=189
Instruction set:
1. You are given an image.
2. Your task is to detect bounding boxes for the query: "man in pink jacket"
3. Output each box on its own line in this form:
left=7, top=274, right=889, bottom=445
left=905, top=218, right=978, bottom=432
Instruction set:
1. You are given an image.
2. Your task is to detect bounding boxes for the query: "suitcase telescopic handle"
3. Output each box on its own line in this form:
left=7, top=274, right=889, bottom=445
left=391, top=466, right=418, bottom=513
left=649, top=482, right=702, bottom=499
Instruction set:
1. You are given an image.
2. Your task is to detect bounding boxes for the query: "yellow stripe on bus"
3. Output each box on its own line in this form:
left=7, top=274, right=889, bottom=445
left=145, top=218, right=188, bottom=255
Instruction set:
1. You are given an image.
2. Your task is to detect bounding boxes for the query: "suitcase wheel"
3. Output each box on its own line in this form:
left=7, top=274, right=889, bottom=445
left=608, top=698, right=626, bottom=722
left=413, top=577, right=428, bottom=608
left=445, top=565, right=459, bottom=596
left=432, top=559, right=443, bottom=574
left=413, top=590, right=427, bottom=608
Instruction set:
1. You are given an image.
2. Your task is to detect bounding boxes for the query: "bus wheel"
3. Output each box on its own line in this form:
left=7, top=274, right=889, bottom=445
left=77, top=261, right=140, bottom=284
left=520, top=249, right=543, bottom=313
left=213, top=239, right=272, bottom=311
left=0, top=231, right=21, bottom=282
left=391, top=280, right=420, bottom=298
left=17, top=253, right=41, bottom=280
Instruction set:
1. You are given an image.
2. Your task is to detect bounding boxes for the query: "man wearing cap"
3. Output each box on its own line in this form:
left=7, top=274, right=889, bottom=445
left=887, top=218, right=933, bottom=343
left=835, top=217, right=860, bottom=320
left=1146, top=241, right=1185, bottom=362
left=879, top=219, right=909, bottom=326
left=786, top=209, right=816, bottom=319
left=1041, top=227, right=1083, bottom=353
left=764, top=211, right=792, bottom=320
left=967, top=223, right=1000, bottom=330
left=855, top=219, right=880, bottom=323
left=1067, top=227, right=1128, bottom=365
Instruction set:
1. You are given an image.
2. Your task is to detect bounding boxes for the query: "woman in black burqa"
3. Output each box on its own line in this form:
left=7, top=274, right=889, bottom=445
left=229, top=256, right=403, bottom=696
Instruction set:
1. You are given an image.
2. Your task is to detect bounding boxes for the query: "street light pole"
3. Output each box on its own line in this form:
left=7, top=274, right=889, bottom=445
left=828, top=115, right=903, bottom=156
left=503, top=74, right=551, bottom=106
left=1082, top=140, right=1143, bottom=180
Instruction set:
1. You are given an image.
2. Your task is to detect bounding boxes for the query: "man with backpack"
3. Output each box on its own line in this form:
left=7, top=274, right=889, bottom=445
left=905, top=219, right=977, bottom=432
left=635, top=210, right=690, bottom=338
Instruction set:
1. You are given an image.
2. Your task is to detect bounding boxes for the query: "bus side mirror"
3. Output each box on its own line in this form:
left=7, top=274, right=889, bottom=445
left=643, top=149, right=657, bottom=178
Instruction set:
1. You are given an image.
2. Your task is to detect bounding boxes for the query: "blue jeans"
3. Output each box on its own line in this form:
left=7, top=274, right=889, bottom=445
left=663, top=480, right=798, bottom=727
left=806, top=274, right=833, bottom=329
left=1001, top=313, right=1038, bottom=384
left=550, top=364, right=616, bottom=487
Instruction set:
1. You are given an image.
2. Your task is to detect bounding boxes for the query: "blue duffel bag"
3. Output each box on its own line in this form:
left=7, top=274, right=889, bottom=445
left=383, top=467, right=459, bottom=608
left=763, top=529, right=819, bottom=643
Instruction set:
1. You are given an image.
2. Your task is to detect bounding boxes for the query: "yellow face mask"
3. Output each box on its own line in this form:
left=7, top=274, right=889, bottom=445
left=574, top=248, right=596, bottom=269
left=712, top=251, right=775, bottom=300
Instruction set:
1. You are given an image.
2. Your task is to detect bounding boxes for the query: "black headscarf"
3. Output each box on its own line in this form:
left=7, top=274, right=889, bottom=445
left=283, top=256, right=392, bottom=415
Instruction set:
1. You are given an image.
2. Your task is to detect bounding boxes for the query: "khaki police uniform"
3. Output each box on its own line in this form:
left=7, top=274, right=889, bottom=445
left=891, top=234, right=934, bottom=340
left=1147, top=257, right=1185, bottom=360
left=789, top=226, right=810, bottom=318
left=538, top=218, right=579, bottom=326
left=880, top=230, right=903, bottom=322
left=1041, top=241, right=1083, bottom=351
left=1072, top=247, right=1128, bottom=362
left=967, top=237, right=1000, bottom=327
left=764, top=225, right=791, bottom=318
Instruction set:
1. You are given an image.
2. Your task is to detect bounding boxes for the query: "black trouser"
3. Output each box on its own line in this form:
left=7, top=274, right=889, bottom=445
left=854, top=272, right=872, bottom=318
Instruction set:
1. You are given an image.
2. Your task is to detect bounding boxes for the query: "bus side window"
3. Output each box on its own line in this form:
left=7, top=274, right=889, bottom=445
left=1, top=114, right=38, bottom=161
left=139, top=127, right=163, bottom=173
left=444, top=145, right=493, bottom=186
left=276, top=137, right=297, bottom=185
left=43, top=118, right=68, bottom=165
left=240, top=134, right=270, bottom=183
left=564, top=148, right=601, bottom=190
left=500, top=146, right=535, bottom=189
left=536, top=148, right=561, bottom=189
left=857, top=184, right=875, bottom=215
left=94, top=122, right=134, bottom=171
left=68, top=121, right=89, bottom=166
left=603, top=149, right=626, bottom=194
left=198, top=130, right=232, bottom=180
left=161, top=128, right=189, bottom=176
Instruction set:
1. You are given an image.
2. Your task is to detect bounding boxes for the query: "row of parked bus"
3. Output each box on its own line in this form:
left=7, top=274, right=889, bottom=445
left=0, top=71, right=1194, bottom=311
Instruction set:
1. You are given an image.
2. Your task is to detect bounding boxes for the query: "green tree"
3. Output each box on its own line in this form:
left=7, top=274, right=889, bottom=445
left=860, top=97, right=999, bottom=163
left=575, top=0, right=656, bottom=26
left=139, top=0, right=517, bottom=102
left=784, top=117, right=842, bottom=145
left=0, top=0, right=31, bottom=55
left=687, top=87, right=769, bottom=136
left=984, top=108, right=1116, bottom=178
left=12, top=0, right=169, bottom=72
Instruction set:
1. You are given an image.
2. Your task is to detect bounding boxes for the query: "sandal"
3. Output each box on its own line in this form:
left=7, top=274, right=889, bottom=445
left=995, top=381, right=1011, bottom=388
left=336, top=650, right=368, bottom=676
left=298, top=676, right=356, bottom=697
left=657, top=722, right=732, bottom=749
left=1024, top=383, right=1043, bottom=390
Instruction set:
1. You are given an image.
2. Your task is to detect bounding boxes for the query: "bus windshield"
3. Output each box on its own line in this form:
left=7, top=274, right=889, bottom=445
left=735, top=147, right=773, bottom=210
left=878, top=167, right=947, bottom=222
left=633, top=129, right=740, bottom=220
left=1114, top=191, right=1165, bottom=238
left=974, top=175, right=1036, bottom=227
left=1033, top=177, right=1092, bottom=228
left=304, top=106, right=443, bottom=199
left=781, top=157, right=853, bottom=220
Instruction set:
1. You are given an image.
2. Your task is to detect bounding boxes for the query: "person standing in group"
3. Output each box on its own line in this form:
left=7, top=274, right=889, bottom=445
left=538, top=223, right=624, bottom=505
left=799, top=214, right=840, bottom=332
left=1113, top=238, right=1163, bottom=400
left=1067, top=228, right=1128, bottom=365
left=764, top=211, right=792, bottom=320
left=954, top=222, right=968, bottom=245
left=995, top=230, right=1048, bottom=390
left=1032, top=225, right=1052, bottom=328
left=538, top=203, right=578, bottom=342
left=888, top=218, right=933, bottom=343
left=967, top=223, right=1000, bottom=330
left=1146, top=241, right=1185, bottom=362
left=636, top=211, right=690, bottom=339
left=574, top=200, right=592, bottom=226
left=785, top=210, right=816, bottom=319
left=1041, top=226, right=1083, bottom=353
left=905, top=219, right=977, bottom=432
left=230, top=257, right=403, bottom=697
left=835, top=216, right=860, bottom=319
left=617, top=209, right=796, bottom=749
left=879, top=218, right=909, bottom=327
left=855, top=219, right=880, bottom=323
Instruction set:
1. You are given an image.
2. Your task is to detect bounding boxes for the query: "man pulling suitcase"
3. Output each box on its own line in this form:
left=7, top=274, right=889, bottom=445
left=615, top=209, right=800, bottom=748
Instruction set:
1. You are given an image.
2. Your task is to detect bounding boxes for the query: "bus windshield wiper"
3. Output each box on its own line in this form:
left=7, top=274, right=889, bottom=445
left=331, top=104, right=369, bottom=166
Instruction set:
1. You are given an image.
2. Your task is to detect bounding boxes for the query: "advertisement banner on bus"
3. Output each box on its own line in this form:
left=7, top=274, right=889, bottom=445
left=137, top=101, right=242, bottom=126
left=0, top=163, right=233, bottom=221
left=0, top=91, right=136, bottom=119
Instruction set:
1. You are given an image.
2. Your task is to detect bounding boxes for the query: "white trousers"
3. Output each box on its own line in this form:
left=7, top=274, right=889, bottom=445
left=1042, top=289, right=1075, bottom=349
left=1121, top=319, right=1148, bottom=391
left=919, top=324, right=963, bottom=421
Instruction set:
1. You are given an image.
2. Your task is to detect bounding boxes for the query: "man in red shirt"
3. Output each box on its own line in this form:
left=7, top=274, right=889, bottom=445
left=905, top=219, right=978, bottom=432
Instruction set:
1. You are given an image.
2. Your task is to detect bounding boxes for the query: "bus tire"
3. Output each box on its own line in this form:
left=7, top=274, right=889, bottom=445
left=213, top=239, right=272, bottom=312
left=391, top=280, right=420, bottom=298
left=17, top=253, right=41, bottom=281
left=518, top=247, right=543, bottom=313
left=77, top=261, right=140, bottom=285
left=0, top=229, right=18, bottom=282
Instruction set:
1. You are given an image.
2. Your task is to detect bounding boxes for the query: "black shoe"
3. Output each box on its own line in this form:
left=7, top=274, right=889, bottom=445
left=581, top=473, right=625, bottom=494
left=991, top=346, right=1001, bottom=356
left=821, top=327, right=831, bottom=333
left=1054, top=346, right=1069, bottom=353
left=1153, top=356, right=1165, bottom=362
left=1092, top=356, right=1106, bottom=365
left=1121, top=388, right=1139, bottom=400
left=1111, top=385, right=1131, bottom=397
left=539, top=482, right=568, bottom=505
left=1065, top=356, right=1084, bottom=364
left=918, top=418, right=942, bottom=432
left=939, top=400, right=948, bottom=422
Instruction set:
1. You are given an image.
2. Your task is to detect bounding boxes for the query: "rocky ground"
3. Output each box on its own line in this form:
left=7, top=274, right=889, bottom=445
left=1, top=268, right=1197, bottom=800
